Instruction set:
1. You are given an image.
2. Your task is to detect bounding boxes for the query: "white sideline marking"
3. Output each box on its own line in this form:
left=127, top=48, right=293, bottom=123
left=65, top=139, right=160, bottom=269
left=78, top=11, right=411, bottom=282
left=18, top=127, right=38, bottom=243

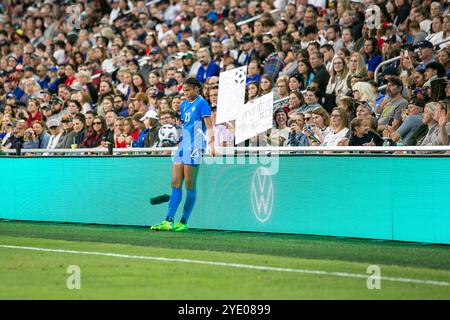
left=1, top=244, right=449, bottom=287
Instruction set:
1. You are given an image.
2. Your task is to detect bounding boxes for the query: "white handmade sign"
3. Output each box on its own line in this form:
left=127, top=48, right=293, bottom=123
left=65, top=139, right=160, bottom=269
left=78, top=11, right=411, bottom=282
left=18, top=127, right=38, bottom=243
left=216, top=66, right=247, bottom=124
left=235, top=92, right=274, bottom=144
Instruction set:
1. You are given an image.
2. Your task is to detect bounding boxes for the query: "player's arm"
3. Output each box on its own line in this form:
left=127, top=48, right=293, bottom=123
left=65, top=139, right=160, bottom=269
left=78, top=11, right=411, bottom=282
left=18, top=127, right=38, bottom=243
left=203, top=116, right=215, bottom=157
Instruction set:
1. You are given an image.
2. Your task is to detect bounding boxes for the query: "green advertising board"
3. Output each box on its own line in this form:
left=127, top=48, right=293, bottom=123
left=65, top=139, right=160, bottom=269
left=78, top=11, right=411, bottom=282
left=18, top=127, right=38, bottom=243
left=0, top=155, right=449, bottom=244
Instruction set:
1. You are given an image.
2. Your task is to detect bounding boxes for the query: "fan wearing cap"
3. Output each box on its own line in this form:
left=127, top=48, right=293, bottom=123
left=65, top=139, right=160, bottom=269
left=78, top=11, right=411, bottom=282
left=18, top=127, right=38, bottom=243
left=47, top=66, right=62, bottom=94
left=56, top=114, right=78, bottom=149
left=415, top=40, right=436, bottom=72
left=237, top=34, right=257, bottom=66
left=383, top=97, right=427, bottom=145
left=423, top=61, right=447, bottom=89
left=164, top=78, right=179, bottom=96
left=148, top=47, right=165, bottom=73
left=44, top=118, right=62, bottom=152
left=151, top=77, right=215, bottom=232
left=140, top=109, right=160, bottom=148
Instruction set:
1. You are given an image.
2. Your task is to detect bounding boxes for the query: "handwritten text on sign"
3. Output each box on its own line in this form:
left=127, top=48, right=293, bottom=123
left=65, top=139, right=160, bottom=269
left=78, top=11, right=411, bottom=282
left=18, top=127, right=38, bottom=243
left=235, top=92, right=274, bottom=144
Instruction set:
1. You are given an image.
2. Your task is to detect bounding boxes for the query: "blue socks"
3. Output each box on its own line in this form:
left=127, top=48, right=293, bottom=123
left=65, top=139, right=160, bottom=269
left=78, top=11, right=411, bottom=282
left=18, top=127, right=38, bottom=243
left=181, top=189, right=196, bottom=225
left=165, top=187, right=197, bottom=225
left=165, top=187, right=182, bottom=222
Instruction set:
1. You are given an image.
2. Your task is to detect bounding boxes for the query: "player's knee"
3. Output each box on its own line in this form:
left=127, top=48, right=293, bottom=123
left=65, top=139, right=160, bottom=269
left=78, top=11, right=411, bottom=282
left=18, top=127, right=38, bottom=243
left=185, top=180, right=195, bottom=190
left=171, top=180, right=182, bottom=188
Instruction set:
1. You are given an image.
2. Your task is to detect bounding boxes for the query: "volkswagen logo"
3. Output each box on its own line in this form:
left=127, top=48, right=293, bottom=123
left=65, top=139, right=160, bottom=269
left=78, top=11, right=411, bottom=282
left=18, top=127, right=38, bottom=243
left=251, top=166, right=274, bottom=223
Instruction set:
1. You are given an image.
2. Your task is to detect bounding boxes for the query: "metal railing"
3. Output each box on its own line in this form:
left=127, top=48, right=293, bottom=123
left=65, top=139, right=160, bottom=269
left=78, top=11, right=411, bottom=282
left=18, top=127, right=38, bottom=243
left=2, top=145, right=450, bottom=156
left=236, top=9, right=282, bottom=26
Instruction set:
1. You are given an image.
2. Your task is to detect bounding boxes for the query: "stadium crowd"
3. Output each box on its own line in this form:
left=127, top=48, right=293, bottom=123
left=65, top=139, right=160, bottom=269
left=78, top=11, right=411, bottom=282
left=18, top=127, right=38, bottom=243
left=0, top=0, right=450, bottom=156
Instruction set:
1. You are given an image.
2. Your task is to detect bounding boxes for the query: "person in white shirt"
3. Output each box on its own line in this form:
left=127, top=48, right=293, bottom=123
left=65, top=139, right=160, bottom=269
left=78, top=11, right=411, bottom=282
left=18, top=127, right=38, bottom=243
left=323, top=107, right=350, bottom=146
left=109, top=0, right=121, bottom=26
left=44, top=119, right=63, bottom=156
left=208, top=86, right=233, bottom=152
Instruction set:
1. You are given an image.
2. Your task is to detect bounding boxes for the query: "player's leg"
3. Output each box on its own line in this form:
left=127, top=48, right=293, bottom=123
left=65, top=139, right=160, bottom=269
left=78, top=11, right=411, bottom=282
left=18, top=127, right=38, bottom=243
left=173, top=164, right=199, bottom=231
left=166, top=163, right=185, bottom=221
left=151, top=163, right=184, bottom=231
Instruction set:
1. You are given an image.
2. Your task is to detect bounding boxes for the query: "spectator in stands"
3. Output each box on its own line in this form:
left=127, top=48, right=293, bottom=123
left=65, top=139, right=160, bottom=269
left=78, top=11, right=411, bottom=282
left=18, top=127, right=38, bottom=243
left=45, top=119, right=62, bottom=152
left=302, top=87, right=322, bottom=113
left=416, top=40, right=436, bottom=72
left=347, top=118, right=384, bottom=146
left=97, top=96, right=114, bottom=117
left=320, top=44, right=335, bottom=73
left=82, top=115, right=106, bottom=149
left=1, top=0, right=449, bottom=156
left=3, top=120, right=26, bottom=151
left=25, top=99, right=43, bottom=128
left=296, top=59, right=315, bottom=90
left=0, top=115, right=14, bottom=147
left=286, top=116, right=310, bottom=147
left=98, top=80, right=116, bottom=105
left=27, top=120, right=50, bottom=149
left=123, top=117, right=139, bottom=148
left=245, top=81, right=260, bottom=103
left=66, top=100, right=83, bottom=119
left=113, top=94, right=128, bottom=117
left=102, top=110, right=117, bottom=148
left=246, top=60, right=261, bottom=85
left=383, top=97, right=426, bottom=146
left=352, top=81, right=377, bottom=111
left=269, top=108, right=290, bottom=147
left=355, top=101, right=375, bottom=120
left=73, top=113, right=86, bottom=147
left=133, top=73, right=150, bottom=96
left=377, top=76, right=409, bottom=135
left=346, top=52, right=367, bottom=87
left=260, top=74, right=275, bottom=96
left=326, top=56, right=350, bottom=99
left=309, top=52, right=330, bottom=94
left=418, top=101, right=439, bottom=146
left=260, top=42, right=285, bottom=81
left=142, top=110, right=160, bottom=148
left=56, top=114, right=77, bottom=149
left=196, top=48, right=220, bottom=84
left=274, top=76, right=290, bottom=101
left=288, top=73, right=303, bottom=93
left=324, top=107, right=350, bottom=146
left=288, top=91, right=306, bottom=115
left=363, top=38, right=382, bottom=79
left=114, top=117, right=126, bottom=148
left=437, top=100, right=450, bottom=145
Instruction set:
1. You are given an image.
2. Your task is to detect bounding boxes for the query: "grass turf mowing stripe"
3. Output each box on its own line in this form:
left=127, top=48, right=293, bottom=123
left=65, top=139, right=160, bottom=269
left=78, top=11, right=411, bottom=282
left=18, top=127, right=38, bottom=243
left=1, top=244, right=450, bottom=288
left=1, top=220, right=450, bottom=271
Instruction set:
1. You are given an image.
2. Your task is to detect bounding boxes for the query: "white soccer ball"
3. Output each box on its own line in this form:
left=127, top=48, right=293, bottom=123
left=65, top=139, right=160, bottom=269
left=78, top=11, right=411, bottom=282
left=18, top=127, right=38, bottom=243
left=158, top=124, right=179, bottom=145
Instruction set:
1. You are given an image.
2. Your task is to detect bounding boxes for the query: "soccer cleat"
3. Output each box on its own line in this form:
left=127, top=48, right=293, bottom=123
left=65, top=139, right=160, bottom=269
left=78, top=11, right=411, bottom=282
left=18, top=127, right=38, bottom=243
left=173, top=222, right=188, bottom=232
left=150, top=220, right=173, bottom=231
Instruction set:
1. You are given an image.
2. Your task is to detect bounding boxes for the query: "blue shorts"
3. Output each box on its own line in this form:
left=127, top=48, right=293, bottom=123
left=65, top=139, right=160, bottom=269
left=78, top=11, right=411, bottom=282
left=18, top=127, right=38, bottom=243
left=173, top=144, right=205, bottom=166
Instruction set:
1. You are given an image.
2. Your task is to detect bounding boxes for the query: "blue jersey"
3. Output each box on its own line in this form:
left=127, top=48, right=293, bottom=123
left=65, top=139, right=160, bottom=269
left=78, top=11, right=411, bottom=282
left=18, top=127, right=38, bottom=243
left=174, top=95, right=211, bottom=165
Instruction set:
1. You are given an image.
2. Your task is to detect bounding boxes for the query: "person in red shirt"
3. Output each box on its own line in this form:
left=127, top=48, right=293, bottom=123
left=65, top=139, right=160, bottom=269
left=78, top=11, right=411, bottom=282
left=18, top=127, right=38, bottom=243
left=26, top=99, right=43, bottom=128
left=64, top=64, right=76, bottom=86
left=119, top=117, right=139, bottom=148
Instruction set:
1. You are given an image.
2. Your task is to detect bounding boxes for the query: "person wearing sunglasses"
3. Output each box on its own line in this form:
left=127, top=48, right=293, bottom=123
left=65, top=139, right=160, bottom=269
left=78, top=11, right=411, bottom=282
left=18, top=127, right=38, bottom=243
left=81, top=116, right=107, bottom=148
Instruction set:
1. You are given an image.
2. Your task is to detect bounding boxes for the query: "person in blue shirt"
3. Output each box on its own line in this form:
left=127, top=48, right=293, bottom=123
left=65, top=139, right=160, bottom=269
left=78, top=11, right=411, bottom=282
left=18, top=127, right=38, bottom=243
left=363, top=38, right=382, bottom=79
left=151, top=77, right=215, bottom=232
left=196, top=48, right=221, bottom=84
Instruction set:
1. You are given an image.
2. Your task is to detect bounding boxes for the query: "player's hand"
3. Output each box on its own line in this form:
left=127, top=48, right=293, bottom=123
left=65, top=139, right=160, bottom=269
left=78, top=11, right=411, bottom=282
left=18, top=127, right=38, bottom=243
left=209, top=142, right=216, bottom=157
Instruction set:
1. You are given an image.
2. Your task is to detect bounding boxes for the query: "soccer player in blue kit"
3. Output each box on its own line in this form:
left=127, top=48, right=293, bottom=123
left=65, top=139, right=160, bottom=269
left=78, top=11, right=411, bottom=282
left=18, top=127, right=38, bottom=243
left=151, top=77, right=215, bottom=232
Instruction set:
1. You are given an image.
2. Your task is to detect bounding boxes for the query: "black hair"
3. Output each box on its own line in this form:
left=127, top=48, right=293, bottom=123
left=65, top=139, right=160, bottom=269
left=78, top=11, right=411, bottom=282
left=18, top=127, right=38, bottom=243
left=184, top=77, right=202, bottom=88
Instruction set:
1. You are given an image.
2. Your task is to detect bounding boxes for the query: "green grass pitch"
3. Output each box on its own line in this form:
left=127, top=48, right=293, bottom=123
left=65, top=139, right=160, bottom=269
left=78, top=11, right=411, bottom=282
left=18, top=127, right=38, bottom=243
left=0, top=220, right=449, bottom=299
